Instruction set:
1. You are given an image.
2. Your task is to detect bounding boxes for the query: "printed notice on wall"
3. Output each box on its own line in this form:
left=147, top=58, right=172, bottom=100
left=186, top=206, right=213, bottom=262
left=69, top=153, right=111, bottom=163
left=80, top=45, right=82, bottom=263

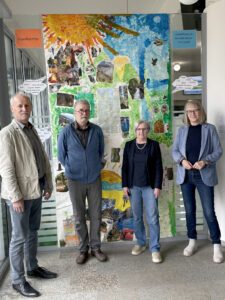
left=16, top=29, right=42, bottom=48
left=19, top=77, right=47, bottom=95
left=172, top=30, right=196, bottom=49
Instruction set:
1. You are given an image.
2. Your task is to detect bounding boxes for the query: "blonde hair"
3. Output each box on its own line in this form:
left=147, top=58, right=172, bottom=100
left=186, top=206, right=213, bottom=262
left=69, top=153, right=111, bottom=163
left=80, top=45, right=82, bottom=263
left=183, top=99, right=207, bottom=125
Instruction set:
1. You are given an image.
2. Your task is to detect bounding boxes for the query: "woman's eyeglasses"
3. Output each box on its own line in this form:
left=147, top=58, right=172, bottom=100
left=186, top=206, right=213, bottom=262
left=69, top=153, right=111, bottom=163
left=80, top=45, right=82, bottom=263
left=136, top=128, right=149, bottom=132
left=186, top=109, right=200, bottom=115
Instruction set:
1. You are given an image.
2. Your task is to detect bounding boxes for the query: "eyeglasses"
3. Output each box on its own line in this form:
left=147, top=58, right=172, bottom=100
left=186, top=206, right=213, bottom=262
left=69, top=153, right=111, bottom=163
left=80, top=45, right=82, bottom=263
left=186, top=109, right=200, bottom=114
left=76, top=109, right=90, bottom=114
left=136, top=128, right=149, bottom=132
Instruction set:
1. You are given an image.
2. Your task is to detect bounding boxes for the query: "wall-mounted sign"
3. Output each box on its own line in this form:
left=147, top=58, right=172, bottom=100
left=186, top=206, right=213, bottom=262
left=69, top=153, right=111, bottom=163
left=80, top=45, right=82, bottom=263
left=172, top=30, right=196, bottom=49
left=19, top=77, right=47, bottom=95
left=16, top=29, right=42, bottom=48
left=172, top=75, right=202, bottom=94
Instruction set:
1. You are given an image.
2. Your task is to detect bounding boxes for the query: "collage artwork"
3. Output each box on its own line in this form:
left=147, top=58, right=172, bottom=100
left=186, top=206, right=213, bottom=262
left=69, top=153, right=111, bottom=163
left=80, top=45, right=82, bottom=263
left=42, top=14, right=175, bottom=247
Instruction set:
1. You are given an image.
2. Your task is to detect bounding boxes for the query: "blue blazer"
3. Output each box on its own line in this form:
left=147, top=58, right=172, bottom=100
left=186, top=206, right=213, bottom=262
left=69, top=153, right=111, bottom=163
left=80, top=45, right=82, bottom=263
left=172, top=123, right=223, bottom=186
left=122, top=138, right=163, bottom=189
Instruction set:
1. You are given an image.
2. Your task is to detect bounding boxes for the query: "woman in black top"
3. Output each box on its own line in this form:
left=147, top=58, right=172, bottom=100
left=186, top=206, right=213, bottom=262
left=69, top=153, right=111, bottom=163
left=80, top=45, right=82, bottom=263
left=172, top=100, right=223, bottom=263
left=122, top=120, right=163, bottom=263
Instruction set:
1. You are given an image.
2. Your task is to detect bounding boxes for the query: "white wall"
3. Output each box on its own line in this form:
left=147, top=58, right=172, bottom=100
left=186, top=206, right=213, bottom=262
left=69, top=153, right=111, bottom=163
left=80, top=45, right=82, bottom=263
left=206, top=0, right=225, bottom=243
left=5, top=0, right=180, bottom=14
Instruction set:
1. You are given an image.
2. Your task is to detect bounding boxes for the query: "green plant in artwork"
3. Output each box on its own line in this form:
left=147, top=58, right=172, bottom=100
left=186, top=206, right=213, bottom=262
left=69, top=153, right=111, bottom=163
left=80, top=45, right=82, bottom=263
left=168, top=200, right=176, bottom=236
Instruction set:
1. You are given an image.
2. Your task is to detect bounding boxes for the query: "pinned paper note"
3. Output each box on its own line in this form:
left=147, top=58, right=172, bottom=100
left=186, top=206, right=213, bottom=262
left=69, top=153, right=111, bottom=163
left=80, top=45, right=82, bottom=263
left=19, top=76, right=47, bottom=95
left=172, top=76, right=199, bottom=93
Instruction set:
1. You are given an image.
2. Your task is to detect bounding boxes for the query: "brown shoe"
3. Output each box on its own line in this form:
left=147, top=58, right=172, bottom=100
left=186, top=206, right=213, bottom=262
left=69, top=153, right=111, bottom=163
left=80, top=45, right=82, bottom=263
left=91, top=249, right=108, bottom=262
left=76, top=252, right=89, bottom=264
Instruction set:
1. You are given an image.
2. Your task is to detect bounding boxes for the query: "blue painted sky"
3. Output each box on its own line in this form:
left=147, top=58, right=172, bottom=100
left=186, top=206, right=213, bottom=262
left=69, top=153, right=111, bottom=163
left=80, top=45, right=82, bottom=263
left=104, top=14, right=170, bottom=82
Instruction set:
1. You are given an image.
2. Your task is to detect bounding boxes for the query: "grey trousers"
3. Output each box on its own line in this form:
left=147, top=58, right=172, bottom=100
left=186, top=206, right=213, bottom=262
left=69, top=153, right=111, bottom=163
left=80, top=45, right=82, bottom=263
left=68, top=177, right=102, bottom=252
left=7, top=196, right=42, bottom=284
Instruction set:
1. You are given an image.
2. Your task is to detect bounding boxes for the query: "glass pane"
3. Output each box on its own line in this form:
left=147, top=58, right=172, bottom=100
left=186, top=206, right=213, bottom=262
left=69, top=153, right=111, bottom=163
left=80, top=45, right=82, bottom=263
left=30, top=63, right=36, bottom=79
left=23, top=55, right=30, bottom=79
left=170, top=13, right=205, bottom=237
left=0, top=179, right=10, bottom=272
left=4, top=35, right=16, bottom=98
left=15, top=49, right=24, bottom=87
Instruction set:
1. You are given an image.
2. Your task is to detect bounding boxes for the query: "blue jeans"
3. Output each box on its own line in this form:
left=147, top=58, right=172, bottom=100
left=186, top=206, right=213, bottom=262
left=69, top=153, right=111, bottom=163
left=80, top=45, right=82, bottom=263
left=130, top=186, right=160, bottom=252
left=181, top=170, right=221, bottom=244
left=6, top=178, right=44, bottom=284
left=7, top=197, right=42, bottom=284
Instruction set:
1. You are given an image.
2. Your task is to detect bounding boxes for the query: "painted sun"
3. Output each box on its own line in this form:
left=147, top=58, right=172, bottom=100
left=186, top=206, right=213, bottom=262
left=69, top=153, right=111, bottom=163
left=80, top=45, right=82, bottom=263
left=42, top=14, right=139, bottom=60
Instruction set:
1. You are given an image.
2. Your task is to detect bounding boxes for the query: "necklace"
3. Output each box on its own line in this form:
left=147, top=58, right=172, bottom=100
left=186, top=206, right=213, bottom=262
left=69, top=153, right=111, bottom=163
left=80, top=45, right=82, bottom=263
left=136, top=142, right=147, bottom=150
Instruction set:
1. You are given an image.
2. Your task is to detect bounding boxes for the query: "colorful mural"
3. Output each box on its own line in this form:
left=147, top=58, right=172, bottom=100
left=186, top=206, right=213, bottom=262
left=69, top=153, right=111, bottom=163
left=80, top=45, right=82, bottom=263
left=42, top=14, right=175, bottom=246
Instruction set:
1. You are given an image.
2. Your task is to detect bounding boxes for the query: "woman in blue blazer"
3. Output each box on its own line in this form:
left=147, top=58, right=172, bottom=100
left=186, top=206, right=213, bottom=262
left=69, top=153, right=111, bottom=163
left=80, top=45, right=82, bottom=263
left=122, top=120, right=163, bottom=263
left=172, top=100, right=223, bottom=263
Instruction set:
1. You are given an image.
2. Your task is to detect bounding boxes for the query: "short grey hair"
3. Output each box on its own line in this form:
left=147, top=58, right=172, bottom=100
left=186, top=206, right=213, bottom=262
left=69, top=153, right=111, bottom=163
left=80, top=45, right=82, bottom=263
left=10, top=92, right=31, bottom=106
left=134, top=120, right=150, bottom=132
left=74, top=99, right=90, bottom=109
left=183, top=99, right=207, bottom=125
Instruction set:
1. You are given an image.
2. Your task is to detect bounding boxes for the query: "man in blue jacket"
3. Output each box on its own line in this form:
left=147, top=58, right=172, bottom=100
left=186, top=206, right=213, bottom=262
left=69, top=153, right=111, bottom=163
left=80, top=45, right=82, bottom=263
left=58, top=99, right=107, bottom=264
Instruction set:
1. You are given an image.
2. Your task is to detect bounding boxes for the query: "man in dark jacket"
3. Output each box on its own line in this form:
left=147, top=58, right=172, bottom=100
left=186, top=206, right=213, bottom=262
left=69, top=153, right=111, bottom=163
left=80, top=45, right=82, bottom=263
left=58, top=99, right=107, bottom=264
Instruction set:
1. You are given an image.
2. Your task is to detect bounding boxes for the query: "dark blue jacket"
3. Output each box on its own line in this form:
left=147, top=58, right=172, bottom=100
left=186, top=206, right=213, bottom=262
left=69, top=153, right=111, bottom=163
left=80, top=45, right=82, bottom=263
left=58, top=122, right=104, bottom=183
left=122, top=138, right=163, bottom=189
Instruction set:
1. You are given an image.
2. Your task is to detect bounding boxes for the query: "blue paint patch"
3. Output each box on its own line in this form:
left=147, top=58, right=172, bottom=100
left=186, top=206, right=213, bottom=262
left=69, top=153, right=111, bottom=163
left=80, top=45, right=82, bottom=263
left=146, top=79, right=169, bottom=89
left=102, top=181, right=122, bottom=191
left=104, top=14, right=169, bottom=81
left=141, top=99, right=151, bottom=121
left=144, top=38, right=151, bottom=47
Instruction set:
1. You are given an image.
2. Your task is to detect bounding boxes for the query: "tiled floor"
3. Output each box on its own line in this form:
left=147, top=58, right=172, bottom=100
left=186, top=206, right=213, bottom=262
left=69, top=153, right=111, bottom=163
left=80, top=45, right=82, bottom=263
left=0, top=240, right=225, bottom=300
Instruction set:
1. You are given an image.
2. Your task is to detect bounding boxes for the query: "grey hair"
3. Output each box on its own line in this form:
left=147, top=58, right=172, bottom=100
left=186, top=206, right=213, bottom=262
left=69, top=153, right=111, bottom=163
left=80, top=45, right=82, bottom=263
left=183, top=99, right=207, bottom=125
left=10, top=92, right=31, bottom=106
left=134, top=120, right=150, bottom=132
left=74, top=99, right=90, bottom=109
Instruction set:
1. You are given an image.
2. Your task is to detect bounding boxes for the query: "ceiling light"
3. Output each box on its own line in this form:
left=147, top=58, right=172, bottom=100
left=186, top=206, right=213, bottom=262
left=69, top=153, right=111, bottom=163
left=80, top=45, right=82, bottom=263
left=173, top=64, right=181, bottom=72
left=179, top=0, right=198, bottom=5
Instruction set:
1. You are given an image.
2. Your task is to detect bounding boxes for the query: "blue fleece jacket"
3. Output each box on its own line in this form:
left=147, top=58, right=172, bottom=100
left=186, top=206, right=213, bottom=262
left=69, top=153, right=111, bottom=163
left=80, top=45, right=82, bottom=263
left=57, top=122, right=104, bottom=183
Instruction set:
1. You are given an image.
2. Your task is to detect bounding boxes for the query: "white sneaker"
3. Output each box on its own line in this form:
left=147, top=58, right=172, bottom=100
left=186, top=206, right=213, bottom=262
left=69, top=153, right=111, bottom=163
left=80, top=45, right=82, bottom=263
left=183, top=239, right=197, bottom=257
left=213, top=244, right=224, bottom=264
left=131, top=245, right=146, bottom=255
left=152, top=252, right=162, bottom=263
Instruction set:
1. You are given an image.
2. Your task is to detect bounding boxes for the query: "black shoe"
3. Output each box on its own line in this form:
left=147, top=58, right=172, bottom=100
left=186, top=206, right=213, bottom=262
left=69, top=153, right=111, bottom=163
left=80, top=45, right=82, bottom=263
left=91, top=249, right=108, bottom=262
left=12, top=281, right=40, bottom=297
left=27, top=266, right=57, bottom=279
left=76, top=251, right=89, bottom=264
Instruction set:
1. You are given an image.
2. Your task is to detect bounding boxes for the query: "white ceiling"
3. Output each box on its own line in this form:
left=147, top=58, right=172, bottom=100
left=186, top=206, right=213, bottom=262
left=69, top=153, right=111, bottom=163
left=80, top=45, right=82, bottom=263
left=4, top=0, right=181, bottom=15
left=2, top=0, right=218, bottom=76
left=2, top=0, right=181, bottom=71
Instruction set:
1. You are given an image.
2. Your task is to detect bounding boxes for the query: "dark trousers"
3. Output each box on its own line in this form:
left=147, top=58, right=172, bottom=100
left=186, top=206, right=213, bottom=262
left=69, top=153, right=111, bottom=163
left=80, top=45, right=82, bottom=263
left=181, top=170, right=221, bottom=244
left=68, top=177, right=102, bottom=252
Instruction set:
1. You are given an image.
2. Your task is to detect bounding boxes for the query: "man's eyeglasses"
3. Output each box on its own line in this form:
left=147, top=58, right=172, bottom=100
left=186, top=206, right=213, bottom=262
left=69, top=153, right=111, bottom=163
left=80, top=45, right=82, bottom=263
left=186, top=109, right=200, bottom=114
left=76, top=109, right=90, bottom=114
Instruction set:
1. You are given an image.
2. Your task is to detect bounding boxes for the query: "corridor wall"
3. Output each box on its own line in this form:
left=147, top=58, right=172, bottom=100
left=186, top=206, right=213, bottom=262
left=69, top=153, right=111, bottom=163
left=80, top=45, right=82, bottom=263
left=206, top=0, right=225, bottom=243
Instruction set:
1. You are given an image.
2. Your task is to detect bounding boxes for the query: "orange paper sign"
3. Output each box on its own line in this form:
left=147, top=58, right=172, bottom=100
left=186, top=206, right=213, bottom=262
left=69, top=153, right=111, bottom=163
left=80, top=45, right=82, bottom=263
left=16, top=29, right=42, bottom=48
